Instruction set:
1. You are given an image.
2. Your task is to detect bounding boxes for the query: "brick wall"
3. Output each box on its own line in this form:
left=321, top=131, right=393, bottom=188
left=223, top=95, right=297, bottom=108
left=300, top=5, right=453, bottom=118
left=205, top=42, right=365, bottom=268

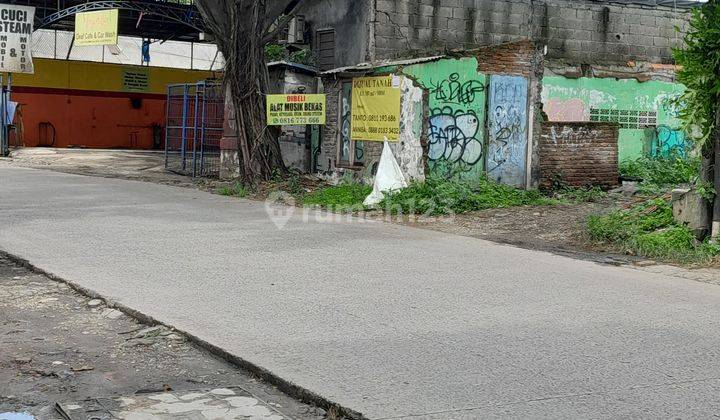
left=471, top=39, right=534, bottom=76
left=318, top=79, right=340, bottom=172
left=539, top=122, right=619, bottom=189
left=374, top=0, right=690, bottom=65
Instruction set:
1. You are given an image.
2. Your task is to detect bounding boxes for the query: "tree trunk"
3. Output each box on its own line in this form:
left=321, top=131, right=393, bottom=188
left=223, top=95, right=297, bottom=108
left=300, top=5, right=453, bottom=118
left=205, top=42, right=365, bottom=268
left=195, top=0, right=299, bottom=183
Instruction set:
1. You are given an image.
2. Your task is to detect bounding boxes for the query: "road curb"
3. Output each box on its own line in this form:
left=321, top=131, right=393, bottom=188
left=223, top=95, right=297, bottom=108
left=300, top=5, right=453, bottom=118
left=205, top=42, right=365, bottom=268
left=0, top=248, right=366, bottom=420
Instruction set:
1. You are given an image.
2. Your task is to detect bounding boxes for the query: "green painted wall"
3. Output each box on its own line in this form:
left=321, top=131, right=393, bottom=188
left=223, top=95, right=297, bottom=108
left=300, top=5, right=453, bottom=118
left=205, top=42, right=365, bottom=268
left=541, top=76, right=686, bottom=161
left=403, top=58, right=487, bottom=175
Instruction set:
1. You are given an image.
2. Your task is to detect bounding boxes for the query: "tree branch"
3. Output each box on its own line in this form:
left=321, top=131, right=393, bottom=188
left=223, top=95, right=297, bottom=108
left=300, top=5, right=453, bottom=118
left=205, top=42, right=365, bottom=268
left=261, top=0, right=307, bottom=44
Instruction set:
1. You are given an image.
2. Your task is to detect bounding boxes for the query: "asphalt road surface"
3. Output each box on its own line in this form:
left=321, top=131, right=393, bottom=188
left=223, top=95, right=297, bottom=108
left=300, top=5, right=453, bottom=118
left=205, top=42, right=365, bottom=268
left=1, top=164, right=720, bottom=419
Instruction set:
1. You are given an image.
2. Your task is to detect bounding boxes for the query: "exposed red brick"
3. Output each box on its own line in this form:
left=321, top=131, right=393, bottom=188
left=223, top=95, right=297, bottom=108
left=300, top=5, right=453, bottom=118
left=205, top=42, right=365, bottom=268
left=539, top=122, right=619, bottom=189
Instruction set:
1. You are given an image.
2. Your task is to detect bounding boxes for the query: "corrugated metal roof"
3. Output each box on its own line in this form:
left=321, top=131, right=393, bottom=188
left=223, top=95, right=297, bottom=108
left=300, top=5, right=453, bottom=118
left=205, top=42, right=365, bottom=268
left=321, top=55, right=444, bottom=75
left=596, top=0, right=705, bottom=8
left=267, top=60, right=319, bottom=75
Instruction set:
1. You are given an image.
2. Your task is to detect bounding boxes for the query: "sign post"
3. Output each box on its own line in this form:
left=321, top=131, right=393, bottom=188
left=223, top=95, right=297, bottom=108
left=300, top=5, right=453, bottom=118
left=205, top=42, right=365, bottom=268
left=0, top=4, right=34, bottom=156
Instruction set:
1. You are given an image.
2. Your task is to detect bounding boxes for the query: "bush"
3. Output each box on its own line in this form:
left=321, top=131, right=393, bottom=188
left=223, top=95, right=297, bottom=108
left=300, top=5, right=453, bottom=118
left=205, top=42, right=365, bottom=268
left=302, top=183, right=372, bottom=212
left=380, top=175, right=558, bottom=215
left=588, top=198, right=719, bottom=263
left=217, top=181, right=248, bottom=197
left=619, top=154, right=700, bottom=194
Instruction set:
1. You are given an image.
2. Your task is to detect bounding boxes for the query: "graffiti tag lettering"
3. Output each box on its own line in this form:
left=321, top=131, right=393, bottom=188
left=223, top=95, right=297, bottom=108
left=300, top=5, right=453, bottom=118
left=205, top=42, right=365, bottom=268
left=430, top=73, right=485, bottom=106
left=428, top=107, right=483, bottom=169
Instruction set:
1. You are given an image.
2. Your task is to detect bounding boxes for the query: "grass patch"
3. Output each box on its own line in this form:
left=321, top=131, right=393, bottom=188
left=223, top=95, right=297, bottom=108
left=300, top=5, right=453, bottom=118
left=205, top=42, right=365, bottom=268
left=217, top=181, right=248, bottom=197
left=620, top=154, right=700, bottom=194
left=302, top=183, right=372, bottom=212
left=380, top=176, right=558, bottom=215
left=588, top=198, right=720, bottom=263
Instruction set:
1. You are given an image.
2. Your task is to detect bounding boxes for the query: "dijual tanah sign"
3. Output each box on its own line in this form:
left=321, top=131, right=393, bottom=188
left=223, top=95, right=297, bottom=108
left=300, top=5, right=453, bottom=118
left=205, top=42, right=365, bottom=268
left=266, top=94, right=326, bottom=125
left=75, top=9, right=119, bottom=46
left=0, top=4, right=34, bottom=74
left=351, top=75, right=401, bottom=141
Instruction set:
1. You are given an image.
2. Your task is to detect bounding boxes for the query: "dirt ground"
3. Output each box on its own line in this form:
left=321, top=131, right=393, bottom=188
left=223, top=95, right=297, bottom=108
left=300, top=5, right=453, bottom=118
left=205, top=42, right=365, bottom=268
left=0, top=254, right=327, bottom=420
left=368, top=199, right=630, bottom=261
left=3, top=148, right=220, bottom=190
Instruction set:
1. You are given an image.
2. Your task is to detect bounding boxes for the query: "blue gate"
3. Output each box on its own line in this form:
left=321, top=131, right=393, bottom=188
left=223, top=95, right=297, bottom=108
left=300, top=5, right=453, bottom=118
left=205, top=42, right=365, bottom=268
left=487, top=75, right=529, bottom=188
left=165, top=81, right=224, bottom=178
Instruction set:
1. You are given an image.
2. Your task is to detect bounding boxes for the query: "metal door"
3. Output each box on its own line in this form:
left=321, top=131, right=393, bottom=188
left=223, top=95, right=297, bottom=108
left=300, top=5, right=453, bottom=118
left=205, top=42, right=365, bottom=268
left=487, top=75, right=529, bottom=187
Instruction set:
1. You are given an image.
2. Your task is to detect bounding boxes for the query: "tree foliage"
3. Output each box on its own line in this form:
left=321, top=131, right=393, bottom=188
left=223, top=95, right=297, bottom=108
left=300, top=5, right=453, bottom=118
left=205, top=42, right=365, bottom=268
left=673, top=1, right=720, bottom=147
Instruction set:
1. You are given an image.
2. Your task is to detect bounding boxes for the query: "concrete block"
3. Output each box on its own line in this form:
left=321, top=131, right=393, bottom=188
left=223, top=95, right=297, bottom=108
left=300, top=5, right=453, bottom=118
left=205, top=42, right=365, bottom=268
left=672, top=188, right=711, bottom=239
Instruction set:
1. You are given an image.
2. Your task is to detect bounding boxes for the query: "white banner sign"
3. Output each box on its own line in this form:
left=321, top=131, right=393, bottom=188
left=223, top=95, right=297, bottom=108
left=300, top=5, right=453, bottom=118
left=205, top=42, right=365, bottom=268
left=0, top=5, right=34, bottom=74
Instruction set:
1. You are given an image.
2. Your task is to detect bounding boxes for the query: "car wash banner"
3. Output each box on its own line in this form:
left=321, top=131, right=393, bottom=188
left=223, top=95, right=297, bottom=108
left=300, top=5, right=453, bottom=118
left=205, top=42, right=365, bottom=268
left=0, top=4, right=34, bottom=74
left=75, top=9, right=119, bottom=46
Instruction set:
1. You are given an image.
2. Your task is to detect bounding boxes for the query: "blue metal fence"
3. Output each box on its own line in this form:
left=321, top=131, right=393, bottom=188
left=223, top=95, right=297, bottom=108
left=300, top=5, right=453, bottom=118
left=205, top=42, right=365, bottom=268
left=0, top=75, right=10, bottom=157
left=165, top=81, right=224, bottom=177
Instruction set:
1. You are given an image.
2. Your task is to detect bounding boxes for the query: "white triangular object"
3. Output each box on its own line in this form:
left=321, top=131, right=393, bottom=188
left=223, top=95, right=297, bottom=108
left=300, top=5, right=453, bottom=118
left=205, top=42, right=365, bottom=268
left=363, top=140, right=408, bottom=207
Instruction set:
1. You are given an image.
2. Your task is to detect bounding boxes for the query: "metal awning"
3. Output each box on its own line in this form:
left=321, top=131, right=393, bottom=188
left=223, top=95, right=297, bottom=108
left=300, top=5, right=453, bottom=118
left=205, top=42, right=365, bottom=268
left=13, top=0, right=206, bottom=42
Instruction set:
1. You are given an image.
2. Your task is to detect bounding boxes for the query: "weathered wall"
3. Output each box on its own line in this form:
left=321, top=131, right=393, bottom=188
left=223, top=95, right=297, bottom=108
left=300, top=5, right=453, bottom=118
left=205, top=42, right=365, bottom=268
left=539, top=122, right=619, bottom=189
left=299, top=0, right=373, bottom=68
left=318, top=75, right=425, bottom=183
left=403, top=57, right=487, bottom=176
left=541, top=76, right=686, bottom=161
left=374, top=0, right=689, bottom=65
left=13, top=58, right=213, bottom=149
left=319, top=41, right=539, bottom=186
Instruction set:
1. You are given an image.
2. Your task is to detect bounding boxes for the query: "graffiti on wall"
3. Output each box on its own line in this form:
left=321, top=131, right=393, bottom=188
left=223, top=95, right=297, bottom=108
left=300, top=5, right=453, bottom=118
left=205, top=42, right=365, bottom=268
left=487, top=75, right=529, bottom=187
left=339, top=82, right=363, bottom=164
left=542, top=76, right=688, bottom=161
left=651, top=125, right=688, bottom=157
left=403, top=58, right=488, bottom=176
left=428, top=107, right=483, bottom=168
left=431, top=72, right=485, bottom=106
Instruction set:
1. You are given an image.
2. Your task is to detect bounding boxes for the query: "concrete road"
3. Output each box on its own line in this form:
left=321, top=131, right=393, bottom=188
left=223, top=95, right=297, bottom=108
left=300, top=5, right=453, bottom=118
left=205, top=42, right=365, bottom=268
left=1, top=164, right=720, bottom=419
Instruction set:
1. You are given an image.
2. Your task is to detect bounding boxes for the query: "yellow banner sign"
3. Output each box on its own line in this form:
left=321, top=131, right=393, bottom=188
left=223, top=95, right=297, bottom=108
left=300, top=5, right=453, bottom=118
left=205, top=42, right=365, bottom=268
left=266, top=94, right=326, bottom=125
left=75, top=9, right=119, bottom=46
left=351, top=76, right=401, bottom=141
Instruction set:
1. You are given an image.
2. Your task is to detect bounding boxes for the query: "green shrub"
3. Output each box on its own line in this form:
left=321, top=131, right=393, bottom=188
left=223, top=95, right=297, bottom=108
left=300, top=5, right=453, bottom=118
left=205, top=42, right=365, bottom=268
left=588, top=198, right=674, bottom=242
left=619, top=154, right=700, bottom=194
left=634, top=227, right=696, bottom=259
left=380, top=175, right=558, bottom=215
left=217, top=181, right=248, bottom=197
left=265, top=44, right=286, bottom=61
left=302, top=183, right=372, bottom=212
left=588, top=198, right=719, bottom=263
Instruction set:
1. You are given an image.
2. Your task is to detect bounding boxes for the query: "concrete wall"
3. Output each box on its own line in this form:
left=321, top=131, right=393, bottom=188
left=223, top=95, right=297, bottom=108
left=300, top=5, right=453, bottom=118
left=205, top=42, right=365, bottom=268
left=539, top=122, right=619, bottom=189
left=299, top=0, right=373, bottom=68
left=403, top=57, right=487, bottom=177
left=541, top=76, right=686, bottom=162
left=374, top=0, right=689, bottom=65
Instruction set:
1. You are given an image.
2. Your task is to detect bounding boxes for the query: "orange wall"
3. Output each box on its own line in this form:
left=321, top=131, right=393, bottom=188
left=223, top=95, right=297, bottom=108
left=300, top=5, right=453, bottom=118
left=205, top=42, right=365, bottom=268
left=14, top=91, right=167, bottom=148
left=12, top=59, right=216, bottom=149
